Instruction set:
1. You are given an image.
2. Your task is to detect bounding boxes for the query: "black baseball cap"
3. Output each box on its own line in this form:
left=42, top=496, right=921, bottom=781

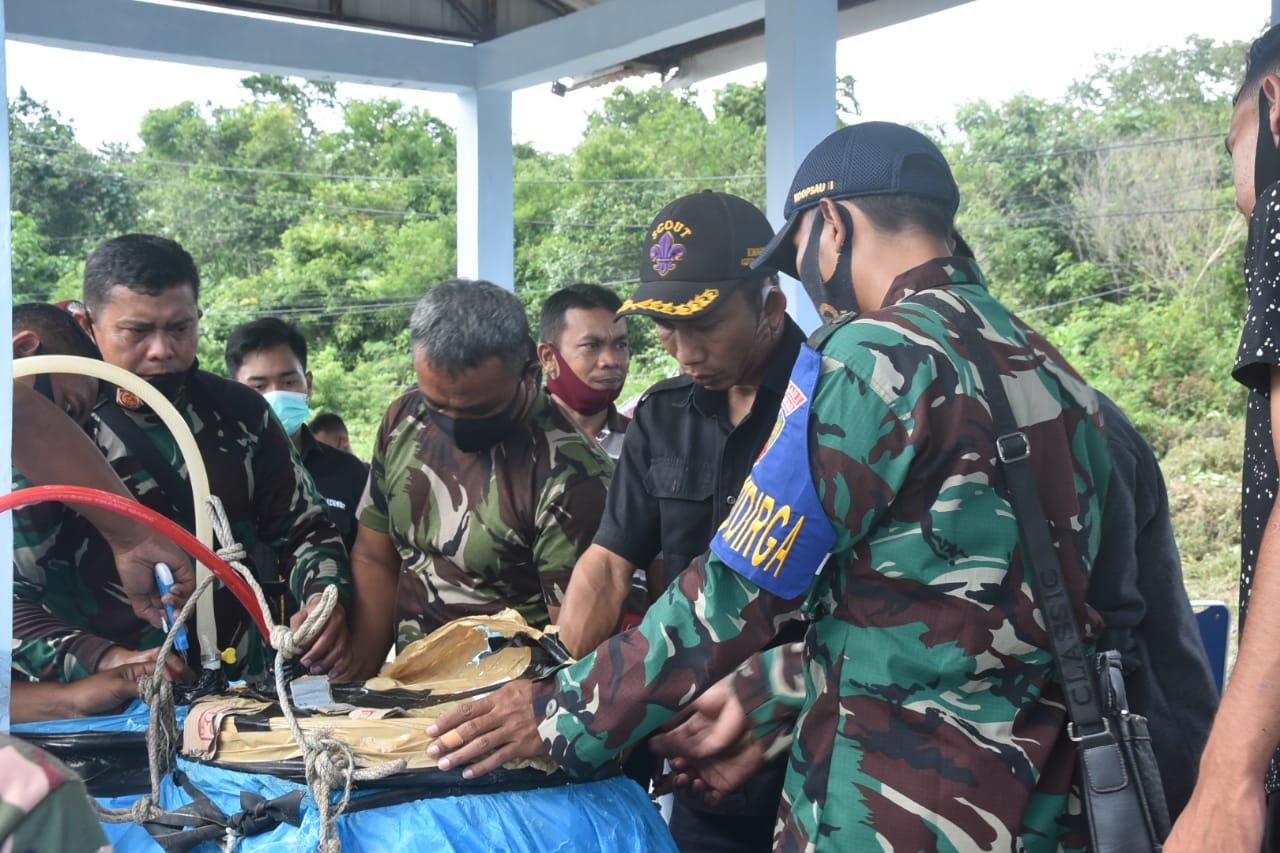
left=754, top=122, right=960, bottom=278
left=618, top=190, right=777, bottom=321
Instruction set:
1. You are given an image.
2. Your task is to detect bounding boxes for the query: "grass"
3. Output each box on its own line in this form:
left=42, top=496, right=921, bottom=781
left=1161, top=415, right=1243, bottom=650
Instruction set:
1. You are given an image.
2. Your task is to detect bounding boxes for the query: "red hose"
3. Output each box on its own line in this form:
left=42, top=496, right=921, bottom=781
left=0, top=485, right=271, bottom=639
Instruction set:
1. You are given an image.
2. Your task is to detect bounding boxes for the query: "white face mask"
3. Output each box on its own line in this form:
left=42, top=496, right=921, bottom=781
left=261, top=389, right=312, bottom=436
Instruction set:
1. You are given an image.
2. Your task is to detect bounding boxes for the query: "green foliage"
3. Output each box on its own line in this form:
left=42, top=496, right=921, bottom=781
left=1160, top=416, right=1243, bottom=614
left=11, top=211, right=76, bottom=303
left=518, top=83, right=765, bottom=392
left=9, top=90, right=139, bottom=255
left=1068, top=36, right=1249, bottom=132
left=947, top=95, right=1087, bottom=312
left=308, top=339, right=412, bottom=460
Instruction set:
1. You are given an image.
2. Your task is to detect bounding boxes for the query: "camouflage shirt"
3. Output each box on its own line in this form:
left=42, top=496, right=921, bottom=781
left=0, top=735, right=109, bottom=853
left=358, top=387, right=612, bottom=649
left=13, top=366, right=350, bottom=681
left=535, top=258, right=1112, bottom=851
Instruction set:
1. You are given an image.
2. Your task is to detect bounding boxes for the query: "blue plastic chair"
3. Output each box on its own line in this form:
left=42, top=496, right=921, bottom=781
left=1192, top=600, right=1231, bottom=694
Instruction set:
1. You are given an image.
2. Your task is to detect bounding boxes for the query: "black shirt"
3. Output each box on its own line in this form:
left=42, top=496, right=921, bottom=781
left=298, top=424, right=369, bottom=552
left=1233, top=181, right=1280, bottom=792
left=593, top=317, right=806, bottom=580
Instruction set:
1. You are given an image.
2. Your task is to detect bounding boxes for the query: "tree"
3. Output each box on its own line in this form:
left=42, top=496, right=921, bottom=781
left=8, top=89, right=139, bottom=254
left=11, top=211, right=77, bottom=303
left=945, top=94, right=1090, bottom=316
left=134, top=80, right=327, bottom=280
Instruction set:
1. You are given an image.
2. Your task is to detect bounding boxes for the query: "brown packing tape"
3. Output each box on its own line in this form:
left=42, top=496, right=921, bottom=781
left=182, top=610, right=560, bottom=775
left=182, top=697, right=275, bottom=760
left=367, top=609, right=540, bottom=693
left=207, top=701, right=555, bottom=773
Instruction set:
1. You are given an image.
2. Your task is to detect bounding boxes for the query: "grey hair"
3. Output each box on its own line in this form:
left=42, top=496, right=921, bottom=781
left=410, top=280, right=531, bottom=376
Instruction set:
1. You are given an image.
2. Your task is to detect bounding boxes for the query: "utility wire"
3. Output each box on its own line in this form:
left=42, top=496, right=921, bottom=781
left=10, top=130, right=1227, bottom=185
left=11, top=140, right=457, bottom=185
left=10, top=155, right=445, bottom=219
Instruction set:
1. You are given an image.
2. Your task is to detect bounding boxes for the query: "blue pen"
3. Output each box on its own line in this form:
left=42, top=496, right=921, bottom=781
left=154, top=562, right=189, bottom=653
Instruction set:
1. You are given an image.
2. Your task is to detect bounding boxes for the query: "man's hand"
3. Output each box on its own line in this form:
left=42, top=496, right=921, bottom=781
left=66, top=662, right=152, bottom=717
left=98, top=645, right=193, bottom=683
left=292, top=596, right=351, bottom=677
left=12, top=662, right=153, bottom=724
left=650, top=679, right=765, bottom=805
left=1163, top=766, right=1266, bottom=852
left=110, top=533, right=195, bottom=630
left=426, top=680, right=552, bottom=778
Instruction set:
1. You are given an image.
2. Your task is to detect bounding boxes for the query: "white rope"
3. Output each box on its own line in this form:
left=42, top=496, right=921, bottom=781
left=98, top=494, right=408, bottom=849
left=205, top=495, right=407, bottom=852
left=92, top=571, right=218, bottom=825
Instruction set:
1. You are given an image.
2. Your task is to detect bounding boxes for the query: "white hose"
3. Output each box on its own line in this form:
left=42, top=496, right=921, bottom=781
left=14, top=355, right=218, bottom=663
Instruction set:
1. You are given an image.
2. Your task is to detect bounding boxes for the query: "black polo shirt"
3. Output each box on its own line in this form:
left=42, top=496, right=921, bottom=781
left=298, top=424, right=369, bottom=553
left=593, top=317, right=806, bottom=580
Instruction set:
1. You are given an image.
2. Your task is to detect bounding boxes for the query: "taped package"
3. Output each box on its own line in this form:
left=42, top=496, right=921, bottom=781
left=182, top=609, right=571, bottom=775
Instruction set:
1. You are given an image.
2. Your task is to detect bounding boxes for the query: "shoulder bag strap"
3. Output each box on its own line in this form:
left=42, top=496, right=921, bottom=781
left=95, top=398, right=197, bottom=530
left=915, top=292, right=1106, bottom=735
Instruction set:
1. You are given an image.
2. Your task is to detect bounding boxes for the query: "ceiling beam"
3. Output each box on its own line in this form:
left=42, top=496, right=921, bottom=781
left=442, top=0, right=486, bottom=40
left=5, top=0, right=478, bottom=92
left=475, top=0, right=762, bottom=91
left=530, top=0, right=578, bottom=16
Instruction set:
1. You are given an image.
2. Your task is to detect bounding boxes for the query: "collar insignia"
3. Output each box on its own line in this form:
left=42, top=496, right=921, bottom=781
left=116, top=387, right=144, bottom=410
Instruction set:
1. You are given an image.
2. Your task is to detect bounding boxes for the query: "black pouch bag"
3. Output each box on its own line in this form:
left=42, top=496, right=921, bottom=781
left=1077, top=649, right=1171, bottom=852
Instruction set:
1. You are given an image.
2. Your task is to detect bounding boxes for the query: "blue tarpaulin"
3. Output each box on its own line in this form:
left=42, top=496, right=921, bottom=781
left=99, top=759, right=676, bottom=852
left=11, top=699, right=185, bottom=734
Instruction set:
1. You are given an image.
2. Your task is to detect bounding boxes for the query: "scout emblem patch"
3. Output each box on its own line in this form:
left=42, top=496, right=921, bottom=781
left=649, top=231, right=686, bottom=276
left=712, top=343, right=836, bottom=598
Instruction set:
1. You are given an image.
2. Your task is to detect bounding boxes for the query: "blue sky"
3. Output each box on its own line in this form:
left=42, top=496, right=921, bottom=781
left=4, top=0, right=1271, bottom=154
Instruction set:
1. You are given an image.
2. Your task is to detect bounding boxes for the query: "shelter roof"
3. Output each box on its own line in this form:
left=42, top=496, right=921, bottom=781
left=185, top=0, right=895, bottom=89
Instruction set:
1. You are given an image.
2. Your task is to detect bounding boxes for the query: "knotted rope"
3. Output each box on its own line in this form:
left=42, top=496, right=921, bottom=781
left=204, top=497, right=406, bottom=853
left=96, top=495, right=406, bottom=853
left=93, top=570, right=218, bottom=827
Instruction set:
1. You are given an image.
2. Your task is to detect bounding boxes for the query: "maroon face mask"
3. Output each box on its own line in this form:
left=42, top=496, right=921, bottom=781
left=546, top=347, right=622, bottom=417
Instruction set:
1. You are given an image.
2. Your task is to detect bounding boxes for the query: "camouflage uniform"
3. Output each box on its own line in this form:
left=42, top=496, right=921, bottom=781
left=358, top=387, right=612, bottom=650
left=12, top=366, right=349, bottom=681
left=0, top=735, right=109, bottom=853
left=535, top=258, right=1112, bottom=851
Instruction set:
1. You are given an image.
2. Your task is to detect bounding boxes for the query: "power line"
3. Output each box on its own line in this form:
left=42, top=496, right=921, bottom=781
left=11, top=130, right=1228, bottom=187
left=520, top=219, right=646, bottom=230
left=950, top=131, right=1225, bottom=165
left=11, top=139, right=456, bottom=185
left=960, top=202, right=1233, bottom=229
left=10, top=154, right=445, bottom=219
left=1019, top=282, right=1153, bottom=315
left=515, top=174, right=763, bottom=185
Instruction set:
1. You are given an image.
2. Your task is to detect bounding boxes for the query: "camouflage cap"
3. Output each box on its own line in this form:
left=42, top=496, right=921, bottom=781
left=618, top=191, right=777, bottom=321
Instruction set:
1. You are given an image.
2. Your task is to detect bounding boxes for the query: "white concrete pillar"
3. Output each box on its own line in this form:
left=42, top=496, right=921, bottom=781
left=456, top=89, right=515, bottom=289
left=764, top=0, right=837, bottom=334
left=1, top=0, right=15, bottom=732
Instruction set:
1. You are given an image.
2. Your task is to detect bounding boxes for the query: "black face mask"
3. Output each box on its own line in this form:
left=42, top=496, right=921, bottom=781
left=799, top=205, right=858, bottom=324
left=1257, top=86, right=1280, bottom=204
left=147, top=370, right=191, bottom=403
left=426, top=372, right=528, bottom=454
left=30, top=344, right=56, bottom=404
